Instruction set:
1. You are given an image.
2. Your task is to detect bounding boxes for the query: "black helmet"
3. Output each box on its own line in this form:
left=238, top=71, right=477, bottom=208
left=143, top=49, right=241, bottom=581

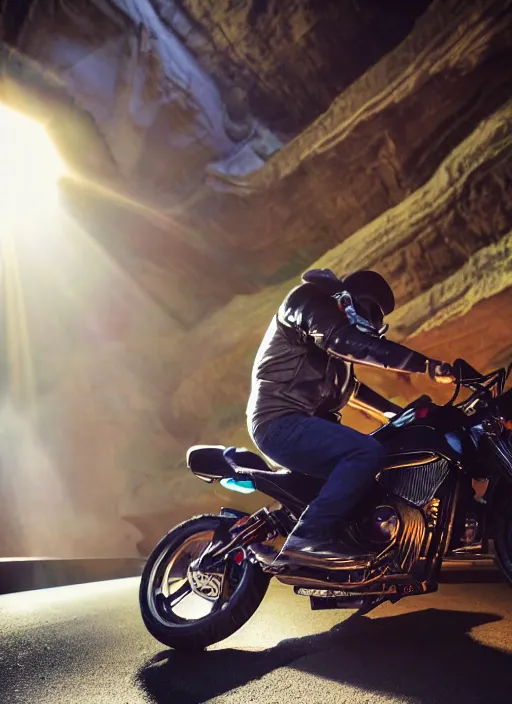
left=342, top=270, right=395, bottom=318
left=302, top=268, right=395, bottom=323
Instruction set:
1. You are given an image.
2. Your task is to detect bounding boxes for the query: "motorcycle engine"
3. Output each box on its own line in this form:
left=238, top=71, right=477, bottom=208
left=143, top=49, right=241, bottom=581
left=356, top=505, right=400, bottom=545
left=351, top=498, right=426, bottom=574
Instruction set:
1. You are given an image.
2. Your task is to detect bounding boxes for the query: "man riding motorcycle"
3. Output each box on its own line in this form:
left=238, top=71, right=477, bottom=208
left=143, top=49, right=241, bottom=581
left=247, top=268, right=455, bottom=566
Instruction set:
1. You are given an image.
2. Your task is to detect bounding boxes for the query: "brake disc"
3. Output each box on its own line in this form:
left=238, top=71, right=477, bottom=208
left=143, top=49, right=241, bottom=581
left=187, top=565, right=225, bottom=602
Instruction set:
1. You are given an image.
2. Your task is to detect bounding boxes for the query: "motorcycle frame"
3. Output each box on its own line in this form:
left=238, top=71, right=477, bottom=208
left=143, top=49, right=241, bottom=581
left=188, top=362, right=512, bottom=592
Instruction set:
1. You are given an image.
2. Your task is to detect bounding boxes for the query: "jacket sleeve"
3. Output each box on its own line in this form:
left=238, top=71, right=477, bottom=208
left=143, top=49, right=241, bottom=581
left=279, top=283, right=430, bottom=375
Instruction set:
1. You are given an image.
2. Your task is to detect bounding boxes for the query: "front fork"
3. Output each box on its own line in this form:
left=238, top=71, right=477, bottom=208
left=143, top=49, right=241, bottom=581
left=191, top=504, right=290, bottom=573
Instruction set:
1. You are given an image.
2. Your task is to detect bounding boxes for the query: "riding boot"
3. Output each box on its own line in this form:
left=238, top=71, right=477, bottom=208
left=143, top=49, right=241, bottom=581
left=274, top=510, right=374, bottom=568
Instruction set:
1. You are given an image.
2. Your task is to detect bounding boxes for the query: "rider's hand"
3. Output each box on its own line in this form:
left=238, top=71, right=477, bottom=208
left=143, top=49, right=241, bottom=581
left=428, top=360, right=456, bottom=384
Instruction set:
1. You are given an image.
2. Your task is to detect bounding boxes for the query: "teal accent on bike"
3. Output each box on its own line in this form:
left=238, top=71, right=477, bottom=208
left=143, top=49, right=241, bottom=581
left=220, top=477, right=256, bottom=494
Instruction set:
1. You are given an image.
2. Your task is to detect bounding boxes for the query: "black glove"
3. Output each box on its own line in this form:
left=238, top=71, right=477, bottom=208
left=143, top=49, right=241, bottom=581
left=428, top=360, right=455, bottom=384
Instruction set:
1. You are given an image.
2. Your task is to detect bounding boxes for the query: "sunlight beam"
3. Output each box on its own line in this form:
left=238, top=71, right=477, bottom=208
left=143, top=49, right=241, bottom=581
left=0, top=102, right=66, bottom=216
left=0, top=103, right=67, bottom=405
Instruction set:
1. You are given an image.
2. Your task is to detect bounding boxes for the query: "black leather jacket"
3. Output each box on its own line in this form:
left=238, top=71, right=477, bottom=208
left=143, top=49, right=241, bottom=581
left=247, top=280, right=431, bottom=443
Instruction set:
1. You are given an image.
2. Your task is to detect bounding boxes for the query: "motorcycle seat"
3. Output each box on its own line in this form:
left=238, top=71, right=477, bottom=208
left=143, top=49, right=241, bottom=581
left=187, top=444, right=290, bottom=478
left=223, top=447, right=292, bottom=477
left=187, top=444, right=323, bottom=509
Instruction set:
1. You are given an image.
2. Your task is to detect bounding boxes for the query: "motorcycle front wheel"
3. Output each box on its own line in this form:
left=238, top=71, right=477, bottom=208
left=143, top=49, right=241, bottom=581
left=139, top=514, right=271, bottom=650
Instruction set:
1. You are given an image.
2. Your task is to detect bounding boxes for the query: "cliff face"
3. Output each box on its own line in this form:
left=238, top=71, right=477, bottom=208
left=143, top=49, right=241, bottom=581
left=178, top=0, right=432, bottom=134
left=0, top=0, right=510, bottom=557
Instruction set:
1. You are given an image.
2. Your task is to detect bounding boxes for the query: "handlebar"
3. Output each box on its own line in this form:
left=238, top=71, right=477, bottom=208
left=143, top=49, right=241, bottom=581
left=447, top=358, right=511, bottom=410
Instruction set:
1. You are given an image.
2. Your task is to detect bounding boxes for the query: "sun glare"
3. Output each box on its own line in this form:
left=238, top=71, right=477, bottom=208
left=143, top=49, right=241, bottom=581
left=0, top=102, right=176, bottom=557
left=0, top=103, right=69, bottom=405
left=0, top=102, right=66, bottom=221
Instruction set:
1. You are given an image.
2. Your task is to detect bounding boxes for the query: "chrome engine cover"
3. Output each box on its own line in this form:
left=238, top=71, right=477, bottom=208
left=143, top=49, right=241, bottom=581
left=369, top=505, right=399, bottom=543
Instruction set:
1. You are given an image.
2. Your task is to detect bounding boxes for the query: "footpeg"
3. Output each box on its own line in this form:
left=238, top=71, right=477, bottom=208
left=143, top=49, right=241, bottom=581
left=275, top=552, right=372, bottom=571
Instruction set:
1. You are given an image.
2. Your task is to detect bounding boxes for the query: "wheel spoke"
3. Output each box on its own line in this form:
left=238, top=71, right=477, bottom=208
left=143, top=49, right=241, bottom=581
left=169, top=581, right=193, bottom=607
left=210, top=596, right=226, bottom=613
left=168, top=577, right=187, bottom=589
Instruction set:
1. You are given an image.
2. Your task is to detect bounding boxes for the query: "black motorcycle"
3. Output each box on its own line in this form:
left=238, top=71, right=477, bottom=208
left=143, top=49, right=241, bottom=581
left=139, top=358, right=512, bottom=649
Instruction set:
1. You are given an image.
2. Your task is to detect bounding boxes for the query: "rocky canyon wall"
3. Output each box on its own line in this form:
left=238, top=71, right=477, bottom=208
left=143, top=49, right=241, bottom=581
left=0, top=0, right=510, bottom=557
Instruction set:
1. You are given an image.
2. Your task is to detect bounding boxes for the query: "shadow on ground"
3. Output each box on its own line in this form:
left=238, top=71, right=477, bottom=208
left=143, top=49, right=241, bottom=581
left=136, top=608, right=511, bottom=704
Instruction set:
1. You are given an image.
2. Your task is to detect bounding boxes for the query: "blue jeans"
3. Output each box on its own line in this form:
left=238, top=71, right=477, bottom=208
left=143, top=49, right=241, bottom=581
left=256, top=413, right=385, bottom=534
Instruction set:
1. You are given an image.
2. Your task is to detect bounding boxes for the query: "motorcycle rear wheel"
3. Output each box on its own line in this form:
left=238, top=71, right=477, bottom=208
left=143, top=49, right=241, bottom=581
left=139, top=514, right=270, bottom=650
